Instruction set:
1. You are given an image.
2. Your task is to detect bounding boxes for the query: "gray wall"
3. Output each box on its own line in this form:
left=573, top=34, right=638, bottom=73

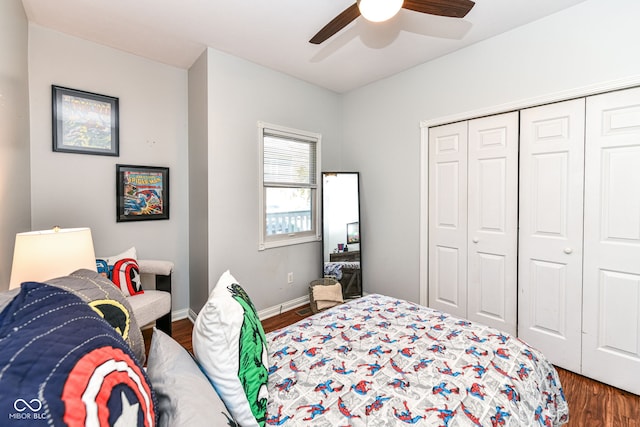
left=26, top=25, right=190, bottom=314
left=0, top=0, right=30, bottom=290
left=187, top=52, right=210, bottom=316
left=188, top=48, right=343, bottom=314
left=342, top=0, right=640, bottom=303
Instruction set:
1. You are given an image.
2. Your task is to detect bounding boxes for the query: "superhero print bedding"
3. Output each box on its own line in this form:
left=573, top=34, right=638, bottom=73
left=265, top=294, right=569, bottom=426
left=0, top=282, right=155, bottom=426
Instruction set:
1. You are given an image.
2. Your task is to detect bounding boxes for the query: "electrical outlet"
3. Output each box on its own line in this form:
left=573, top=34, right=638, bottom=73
left=287, top=272, right=294, bottom=284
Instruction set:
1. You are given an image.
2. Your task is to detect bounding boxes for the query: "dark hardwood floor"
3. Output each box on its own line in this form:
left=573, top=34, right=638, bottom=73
left=152, top=305, right=640, bottom=427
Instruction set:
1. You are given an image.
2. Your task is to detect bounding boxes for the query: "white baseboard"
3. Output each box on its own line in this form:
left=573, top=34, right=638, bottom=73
left=180, top=293, right=370, bottom=324
left=178, top=294, right=312, bottom=325
left=257, top=294, right=310, bottom=321
left=171, top=308, right=190, bottom=322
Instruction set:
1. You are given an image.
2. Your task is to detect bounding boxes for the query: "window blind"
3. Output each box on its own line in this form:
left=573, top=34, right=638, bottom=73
left=263, top=132, right=317, bottom=188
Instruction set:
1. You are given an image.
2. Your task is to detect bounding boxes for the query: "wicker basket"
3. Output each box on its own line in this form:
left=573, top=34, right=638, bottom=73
left=309, top=277, right=339, bottom=314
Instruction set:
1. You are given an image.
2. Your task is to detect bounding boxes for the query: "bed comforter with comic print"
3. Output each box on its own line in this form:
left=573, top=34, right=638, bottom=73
left=265, top=294, right=568, bottom=426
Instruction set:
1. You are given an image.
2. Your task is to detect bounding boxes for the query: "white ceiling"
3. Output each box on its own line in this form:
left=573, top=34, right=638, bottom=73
left=21, top=0, right=587, bottom=93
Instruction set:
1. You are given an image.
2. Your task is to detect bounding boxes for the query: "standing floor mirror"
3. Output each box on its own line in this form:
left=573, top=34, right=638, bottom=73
left=322, top=172, right=362, bottom=298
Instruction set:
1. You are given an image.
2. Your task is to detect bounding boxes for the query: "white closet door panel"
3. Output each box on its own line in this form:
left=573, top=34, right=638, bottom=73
left=518, top=99, right=585, bottom=372
left=475, top=251, right=507, bottom=322
left=583, top=87, right=640, bottom=395
left=529, top=260, right=569, bottom=335
left=467, top=112, right=519, bottom=334
left=433, top=246, right=462, bottom=306
left=429, top=121, right=468, bottom=317
left=531, top=153, right=568, bottom=235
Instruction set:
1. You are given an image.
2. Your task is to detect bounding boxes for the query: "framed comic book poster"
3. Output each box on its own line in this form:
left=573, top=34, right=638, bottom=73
left=52, top=85, right=119, bottom=156
left=116, top=165, right=169, bottom=222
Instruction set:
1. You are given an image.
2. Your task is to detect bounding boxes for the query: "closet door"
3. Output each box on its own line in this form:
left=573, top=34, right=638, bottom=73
left=518, top=99, right=585, bottom=372
left=428, top=121, right=468, bottom=318
left=583, top=87, right=640, bottom=395
left=467, top=112, right=519, bottom=335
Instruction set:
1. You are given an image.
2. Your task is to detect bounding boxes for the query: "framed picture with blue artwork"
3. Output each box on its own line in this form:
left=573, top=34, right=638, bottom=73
left=116, top=164, right=170, bottom=222
left=52, top=85, right=119, bottom=156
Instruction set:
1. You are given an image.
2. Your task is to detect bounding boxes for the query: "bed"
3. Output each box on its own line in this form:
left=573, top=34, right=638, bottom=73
left=264, top=294, right=569, bottom=426
left=0, top=271, right=568, bottom=426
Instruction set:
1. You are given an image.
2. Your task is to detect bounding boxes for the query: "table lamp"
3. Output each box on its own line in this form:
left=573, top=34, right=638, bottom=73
left=9, top=227, right=97, bottom=289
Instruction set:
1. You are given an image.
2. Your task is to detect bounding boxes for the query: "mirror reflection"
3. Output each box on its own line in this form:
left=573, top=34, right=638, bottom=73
left=322, top=172, right=362, bottom=299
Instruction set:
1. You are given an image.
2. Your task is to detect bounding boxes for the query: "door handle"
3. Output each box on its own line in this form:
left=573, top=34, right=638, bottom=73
left=472, top=237, right=479, bottom=243
left=564, top=247, right=573, bottom=254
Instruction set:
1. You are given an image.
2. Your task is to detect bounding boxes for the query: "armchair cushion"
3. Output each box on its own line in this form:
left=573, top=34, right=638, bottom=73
left=127, top=290, right=171, bottom=329
left=94, top=247, right=173, bottom=336
left=133, top=258, right=173, bottom=335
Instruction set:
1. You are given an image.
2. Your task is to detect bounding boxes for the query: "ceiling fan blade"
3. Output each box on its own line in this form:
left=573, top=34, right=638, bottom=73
left=403, top=0, right=475, bottom=18
left=310, top=3, right=360, bottom=44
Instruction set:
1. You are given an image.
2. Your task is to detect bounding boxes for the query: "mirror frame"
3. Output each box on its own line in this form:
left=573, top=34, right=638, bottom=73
left=321, top=172, right=362, bottom=299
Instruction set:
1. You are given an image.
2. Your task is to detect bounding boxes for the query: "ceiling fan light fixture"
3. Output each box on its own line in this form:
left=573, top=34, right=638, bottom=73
left=357, top=0, right=404, bottom=22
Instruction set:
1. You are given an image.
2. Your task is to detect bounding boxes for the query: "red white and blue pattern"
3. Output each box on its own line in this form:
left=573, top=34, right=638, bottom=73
left=0, top=282, right=155, bottom=426
left=96, top=257, right=143, bottom=296
left=111, top=258, right=143, bottom=296
left=265, top=294, right=568, bottom=426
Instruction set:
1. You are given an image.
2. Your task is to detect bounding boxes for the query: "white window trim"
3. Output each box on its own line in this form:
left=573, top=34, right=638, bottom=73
left=258, top=121, right=322, bottom=250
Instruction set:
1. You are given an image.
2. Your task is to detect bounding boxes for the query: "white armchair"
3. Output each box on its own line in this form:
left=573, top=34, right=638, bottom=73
left=127, top=259, right=173, bottom=336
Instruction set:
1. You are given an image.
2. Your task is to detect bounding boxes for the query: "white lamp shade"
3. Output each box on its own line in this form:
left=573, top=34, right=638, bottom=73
left=357, top=0, right=404, bottom=22
left=9, top=227, right=97, bottom=289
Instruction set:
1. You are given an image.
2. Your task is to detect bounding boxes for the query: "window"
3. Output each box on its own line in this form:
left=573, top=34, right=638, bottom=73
left=258, top=122, right=321, bottom=250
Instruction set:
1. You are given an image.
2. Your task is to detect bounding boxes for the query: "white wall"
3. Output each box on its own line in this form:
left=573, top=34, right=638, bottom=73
left=27, top=25, right=190, bottom=314
left=341, top=0, right=640, bottom=302
left=0, top=0, right=31, bottom=290
left=189, top=47, right=342, bottom=313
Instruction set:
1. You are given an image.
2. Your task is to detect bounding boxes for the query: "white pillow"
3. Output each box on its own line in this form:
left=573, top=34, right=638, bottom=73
left=146, top=328, right=236, bottom=427
left=99, top=246, right=138, bottom=263
left=192, top=271, right=269, bottom=427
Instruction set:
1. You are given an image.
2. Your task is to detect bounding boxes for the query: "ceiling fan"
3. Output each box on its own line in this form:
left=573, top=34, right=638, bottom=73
left=309, top=0, right=475, bottom=44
